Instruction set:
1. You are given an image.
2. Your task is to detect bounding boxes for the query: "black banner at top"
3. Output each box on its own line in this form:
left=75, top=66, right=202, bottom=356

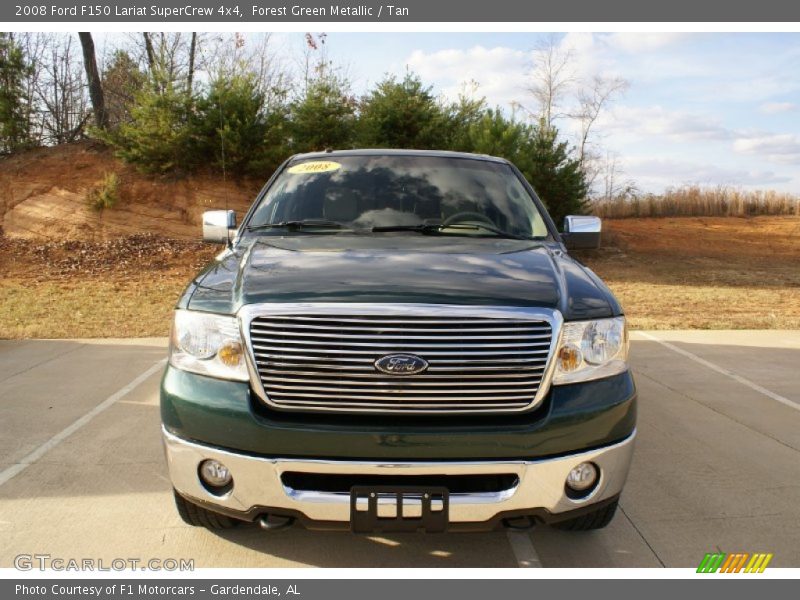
left=5, top=0, right=800, bottom=22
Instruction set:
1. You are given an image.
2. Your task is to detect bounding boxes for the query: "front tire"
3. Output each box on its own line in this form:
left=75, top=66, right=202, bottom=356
left=551, top=499, right=618, bottom=531
left=173, top=490, right=241, bottom=529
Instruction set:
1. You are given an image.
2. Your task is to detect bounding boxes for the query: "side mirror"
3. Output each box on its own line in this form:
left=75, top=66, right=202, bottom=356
left=562, top=215, right=601, bottom=250
left=202, top=210, right=236, bottom=244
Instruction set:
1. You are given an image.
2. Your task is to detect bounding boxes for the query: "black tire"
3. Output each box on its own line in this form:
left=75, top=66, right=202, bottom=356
left=551, top=499, right=618, bottom=531
left=173, top=490, right=241, bottom=529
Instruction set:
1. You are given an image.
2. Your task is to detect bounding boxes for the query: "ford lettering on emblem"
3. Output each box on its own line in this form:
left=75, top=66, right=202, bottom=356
left=374, top=354, right=429, bottom=376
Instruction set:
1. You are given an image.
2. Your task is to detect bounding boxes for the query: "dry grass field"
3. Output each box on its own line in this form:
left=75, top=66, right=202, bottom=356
left=0, top=216, right=798, bottom=338
left=1, top=144, right=798, bottom=337
left=593, top=185, right=799, bottom=219
left=581, top=216, right=800, bottom=329
left=0, top=235, right=217, bottom=338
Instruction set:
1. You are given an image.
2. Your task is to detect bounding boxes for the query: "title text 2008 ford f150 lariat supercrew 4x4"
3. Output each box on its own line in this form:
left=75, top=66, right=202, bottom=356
left=161, top=150, right=636, bottom=533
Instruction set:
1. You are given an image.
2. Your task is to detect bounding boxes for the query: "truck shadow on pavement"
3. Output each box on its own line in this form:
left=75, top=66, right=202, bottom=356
left=208, top=524, right=525, bottom=568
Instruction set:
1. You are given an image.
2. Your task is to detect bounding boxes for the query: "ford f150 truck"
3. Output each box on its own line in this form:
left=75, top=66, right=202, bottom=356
left=162, top=149, right=636, bottom=533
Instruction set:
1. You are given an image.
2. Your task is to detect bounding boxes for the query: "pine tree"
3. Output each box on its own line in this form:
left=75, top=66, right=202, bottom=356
left=357, top=73, right=448, bottom=149
left=289, top=73, right=356, bottom=152
left=459, top=112, right=589, bottom=227
left=106, top=81, right=193, bottom=173
left=194, top=74, right=283, bottom=175
left=522, top=123, right=589, bottom=227
left=0, top=33, right=32, bottom=153
left=102, top=50, right=146, bottom=129
left=460, top=109, right=530, bottom=159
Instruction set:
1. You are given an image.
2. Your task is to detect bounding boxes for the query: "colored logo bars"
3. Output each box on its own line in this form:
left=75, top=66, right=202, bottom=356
left=697, top=552, right=773, bottom=573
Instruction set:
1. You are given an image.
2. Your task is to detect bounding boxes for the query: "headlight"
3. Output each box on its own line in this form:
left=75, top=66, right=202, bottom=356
left=552, top=317, right=628, bottom=385
left=169, top=310, right=249, bottom=381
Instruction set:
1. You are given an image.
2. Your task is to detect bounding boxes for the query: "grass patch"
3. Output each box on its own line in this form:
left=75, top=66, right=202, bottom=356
left=0, top=278, right=185, bottom=338
left=2, top=271, right=796, bottom=339
left=577, top=216, right=800, bottom=330
left=0, top=217, right=798, bottom=339
left=0, top=233, right=215, bottom=339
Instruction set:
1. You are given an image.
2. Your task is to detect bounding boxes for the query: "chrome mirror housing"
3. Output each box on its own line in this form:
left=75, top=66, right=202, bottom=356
left=563, top=215, right=601, bottom=249
left=202, top=210, right=236, bottom=244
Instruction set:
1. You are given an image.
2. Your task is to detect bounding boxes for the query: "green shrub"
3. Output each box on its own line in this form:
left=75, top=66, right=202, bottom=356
left=102, top=83, right=195, bottom=174
left=357, top=73, right=450, bottom=149
left=102, top=74, right=289, bottom=177
left=289, top=74, right=356, bottom=153
left=458, top=111, right=589, bottom=226
left=458, top=108, right=530, bottom=158
left=86, top=172, right=120, bottom=211
left=101, top=50, right=147, bottom=130
left=96, top=67, right=588, bottom=222
left=520, top=124, right=589, bottom=227
left=193, top=74, right=289, bottom=175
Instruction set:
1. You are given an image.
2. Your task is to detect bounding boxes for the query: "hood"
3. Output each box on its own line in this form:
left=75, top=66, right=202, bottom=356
left=182, top=235, right=619, bottom=320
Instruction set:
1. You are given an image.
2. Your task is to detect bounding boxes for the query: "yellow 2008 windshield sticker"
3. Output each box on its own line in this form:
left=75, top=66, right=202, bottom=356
left=287, top=161, right=341, bottom=175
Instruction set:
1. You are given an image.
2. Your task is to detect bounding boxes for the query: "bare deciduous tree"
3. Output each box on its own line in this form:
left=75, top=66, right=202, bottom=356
left=200, top=33, right=290, bottom=107
left=139, top=32, right=193, bottom=92
left=573, top=75, right=629, bottom=168
left=526, top=34, right=575, bottom=129
left=4, top=31, right=299, bottom=152
left=599, top=151, right=638, bottom=203
left=522, top=34, right=630, bottom=197
left=101, top=49, right=146, bottom=129
left=187, top=32, right=197, bottom=97
left=142, top=32, right=156, bottom=74
left=17, top=32, right=48, bottom=145
left=35, top=34, right=90, bottom=144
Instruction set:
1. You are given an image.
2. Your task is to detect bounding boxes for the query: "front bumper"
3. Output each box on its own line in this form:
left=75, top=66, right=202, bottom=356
left=164, top=427, right=635, bottom=530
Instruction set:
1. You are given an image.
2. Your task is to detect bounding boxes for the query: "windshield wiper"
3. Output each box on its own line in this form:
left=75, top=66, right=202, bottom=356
left=371, top=224, right=436, bottom=233
left=247, top=219, right=345, bottom=232
left=440, top=223, right=535, bottom=240
left=371, top=223, right=535, bottom=241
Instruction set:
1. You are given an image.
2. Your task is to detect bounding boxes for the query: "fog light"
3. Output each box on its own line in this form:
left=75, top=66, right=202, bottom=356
left=566, top=462, right=598, bottom=492
left=199, top=459, right=232, bottom=488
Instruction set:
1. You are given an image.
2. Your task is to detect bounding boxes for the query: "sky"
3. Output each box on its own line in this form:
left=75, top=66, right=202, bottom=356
left=304, top=32, right=800, bottom=194
left=101, top=32, right=800, bottom=194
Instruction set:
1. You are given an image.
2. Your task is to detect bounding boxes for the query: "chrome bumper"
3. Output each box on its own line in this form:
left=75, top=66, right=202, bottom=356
left=163, top=427, right=635, bottom=525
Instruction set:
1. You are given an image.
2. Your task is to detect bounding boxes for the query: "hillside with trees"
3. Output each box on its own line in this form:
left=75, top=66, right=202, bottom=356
left=0, top=32, right=614, bottom=236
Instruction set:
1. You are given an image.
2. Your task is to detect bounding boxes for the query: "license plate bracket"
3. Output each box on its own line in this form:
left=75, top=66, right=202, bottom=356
left=350, top=485, right=449, bottom=533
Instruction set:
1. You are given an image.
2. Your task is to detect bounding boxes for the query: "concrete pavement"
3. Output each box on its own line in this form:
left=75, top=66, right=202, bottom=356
left=0, top=332, right=798, bottom=568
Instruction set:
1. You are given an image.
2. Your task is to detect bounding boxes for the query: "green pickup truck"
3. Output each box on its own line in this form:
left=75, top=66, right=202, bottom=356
left=161, top=150, right=636, bottom=533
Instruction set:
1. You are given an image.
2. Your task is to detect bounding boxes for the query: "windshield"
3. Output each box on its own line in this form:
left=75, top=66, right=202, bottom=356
left=246, top=155, right=550, bottom=239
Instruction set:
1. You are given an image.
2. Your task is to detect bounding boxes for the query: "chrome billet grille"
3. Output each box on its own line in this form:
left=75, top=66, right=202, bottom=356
left=247, top=311, right=555, bottom=414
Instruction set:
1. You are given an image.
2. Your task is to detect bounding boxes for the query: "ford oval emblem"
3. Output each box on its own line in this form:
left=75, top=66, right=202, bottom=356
left=374, top=353, right=429, bottom=376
